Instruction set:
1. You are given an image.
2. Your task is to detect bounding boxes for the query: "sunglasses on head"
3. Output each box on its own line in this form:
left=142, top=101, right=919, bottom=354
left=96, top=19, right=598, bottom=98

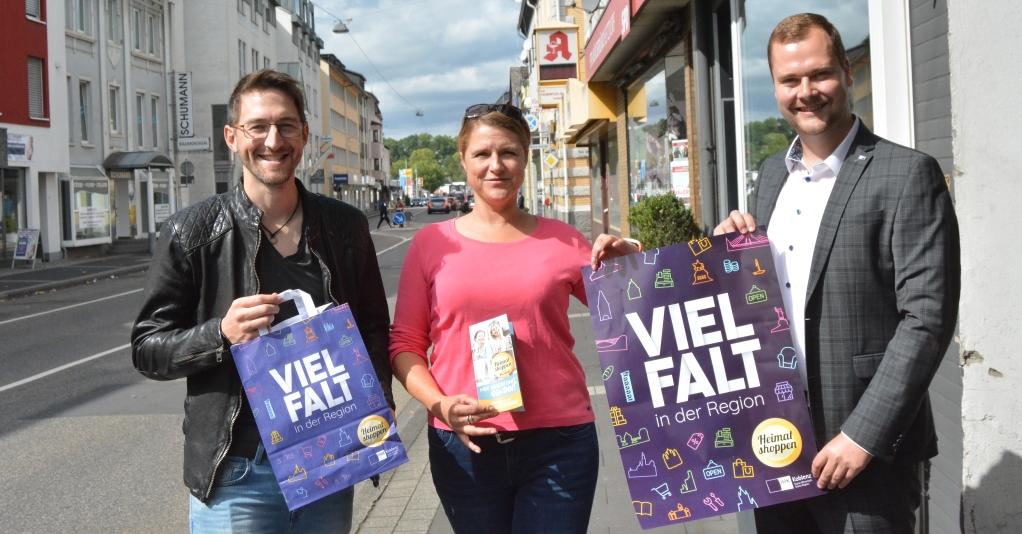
left=463, top=103, right=527, bottom=125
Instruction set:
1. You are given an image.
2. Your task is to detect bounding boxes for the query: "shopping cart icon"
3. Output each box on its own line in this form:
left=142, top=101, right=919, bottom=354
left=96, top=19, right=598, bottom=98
left=651, top=482, right=672, bottom=500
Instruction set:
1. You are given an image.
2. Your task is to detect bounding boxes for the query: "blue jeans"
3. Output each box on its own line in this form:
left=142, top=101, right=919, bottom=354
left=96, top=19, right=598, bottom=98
left=188, top=444, right=353, bottom=534
left=428, top=423, right=599, bottom=534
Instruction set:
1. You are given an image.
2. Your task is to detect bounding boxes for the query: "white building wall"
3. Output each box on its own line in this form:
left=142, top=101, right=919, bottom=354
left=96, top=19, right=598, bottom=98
left=948, top=2, right=1022, bottom=532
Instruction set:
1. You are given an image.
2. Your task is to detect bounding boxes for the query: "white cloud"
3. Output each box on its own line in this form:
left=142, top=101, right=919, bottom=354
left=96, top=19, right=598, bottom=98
left=316, top=0, right=523, bottom=138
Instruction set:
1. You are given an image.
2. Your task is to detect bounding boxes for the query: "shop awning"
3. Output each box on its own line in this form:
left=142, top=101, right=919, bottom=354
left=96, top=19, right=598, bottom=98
left=103, top=151, right=173, bottom=170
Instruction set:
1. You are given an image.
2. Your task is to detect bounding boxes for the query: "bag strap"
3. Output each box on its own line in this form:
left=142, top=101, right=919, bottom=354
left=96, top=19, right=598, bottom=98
left=258, top=289, right=328, bottom=336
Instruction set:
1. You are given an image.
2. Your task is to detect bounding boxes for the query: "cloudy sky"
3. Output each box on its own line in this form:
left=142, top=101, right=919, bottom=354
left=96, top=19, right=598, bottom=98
left=315, top=0, right=525, bottom=140
left=740, top=0, right=869, bottom=121
left=312, top=0, right=870, bottom=138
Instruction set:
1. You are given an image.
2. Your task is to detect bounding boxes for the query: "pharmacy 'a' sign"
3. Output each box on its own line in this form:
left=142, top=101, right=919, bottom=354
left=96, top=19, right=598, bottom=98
left=581, top=231, right=823, bottom=529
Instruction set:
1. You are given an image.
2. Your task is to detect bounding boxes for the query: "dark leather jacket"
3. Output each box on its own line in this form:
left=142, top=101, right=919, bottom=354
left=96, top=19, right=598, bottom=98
left=131, top=180, right=393, bottom=502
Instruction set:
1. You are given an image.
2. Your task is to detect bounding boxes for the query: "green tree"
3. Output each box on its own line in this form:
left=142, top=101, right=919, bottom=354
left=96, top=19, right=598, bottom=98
left=386, top=133, right=461, bottom=190
left=627, top=193, right=702, bottom=249
left=745, top=117, right=795, bottom=171
left=409, top=148, right=444, bottom=193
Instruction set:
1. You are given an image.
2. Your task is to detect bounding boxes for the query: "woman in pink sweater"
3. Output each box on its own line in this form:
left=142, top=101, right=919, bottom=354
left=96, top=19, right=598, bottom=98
left=389, top=103, right=638, bottom=533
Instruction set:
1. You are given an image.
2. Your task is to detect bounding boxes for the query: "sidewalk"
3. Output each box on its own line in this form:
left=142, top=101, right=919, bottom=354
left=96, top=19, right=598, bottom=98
left=0, top=251, right=151, bottom=301
left=0, top=247, right=744, bottom=533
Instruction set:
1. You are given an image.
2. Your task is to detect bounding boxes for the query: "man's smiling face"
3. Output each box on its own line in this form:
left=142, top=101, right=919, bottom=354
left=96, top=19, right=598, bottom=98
left=770, top=26, right=853, bottom=141
left=224, top=88, right=309, bottom=189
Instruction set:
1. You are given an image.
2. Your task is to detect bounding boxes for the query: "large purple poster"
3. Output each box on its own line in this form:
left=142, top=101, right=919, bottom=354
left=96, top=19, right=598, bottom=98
left=581, top=231, right=823, bottom=528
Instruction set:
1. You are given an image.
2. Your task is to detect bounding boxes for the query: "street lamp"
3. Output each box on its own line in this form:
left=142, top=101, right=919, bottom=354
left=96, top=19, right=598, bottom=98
left=332, top=19, right=350, bottom=33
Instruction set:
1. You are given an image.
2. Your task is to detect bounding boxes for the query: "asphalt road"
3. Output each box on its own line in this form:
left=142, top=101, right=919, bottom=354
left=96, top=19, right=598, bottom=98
left=0, top=206, right=449, bottom=533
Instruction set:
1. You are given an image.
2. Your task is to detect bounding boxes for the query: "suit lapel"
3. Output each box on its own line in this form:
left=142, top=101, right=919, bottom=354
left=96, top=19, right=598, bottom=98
left=805, top=127, right=878, bottom=302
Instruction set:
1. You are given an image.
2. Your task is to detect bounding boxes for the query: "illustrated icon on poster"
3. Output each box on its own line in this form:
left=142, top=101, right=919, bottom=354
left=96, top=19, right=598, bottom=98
left=654, top=269, right=675, bottom=288
left=667, top=503, right=692, bottom=521
left=692, top=260, right=713, bottom=285
left=627, top=452, right=658, bottom=478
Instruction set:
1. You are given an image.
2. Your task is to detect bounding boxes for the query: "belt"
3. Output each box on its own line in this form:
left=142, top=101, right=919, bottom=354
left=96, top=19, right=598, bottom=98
left=492, top=428, right=539, bottom=444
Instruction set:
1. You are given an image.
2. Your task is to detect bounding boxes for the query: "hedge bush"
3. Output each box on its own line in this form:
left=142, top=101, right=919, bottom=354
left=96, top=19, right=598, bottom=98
left=627, top=193, right=702, bottom=249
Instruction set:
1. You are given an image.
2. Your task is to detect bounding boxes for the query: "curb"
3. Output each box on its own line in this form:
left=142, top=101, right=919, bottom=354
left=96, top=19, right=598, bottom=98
left=0, top=264, right=150, bottom=301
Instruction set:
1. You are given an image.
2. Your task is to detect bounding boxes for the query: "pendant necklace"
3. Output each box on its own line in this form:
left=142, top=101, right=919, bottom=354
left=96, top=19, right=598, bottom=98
left=261, top=199, right=300, bottom=244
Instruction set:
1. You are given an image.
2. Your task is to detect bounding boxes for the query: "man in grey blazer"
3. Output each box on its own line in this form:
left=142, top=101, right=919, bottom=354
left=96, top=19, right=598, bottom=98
left=715, top=13, right=960, bottom=533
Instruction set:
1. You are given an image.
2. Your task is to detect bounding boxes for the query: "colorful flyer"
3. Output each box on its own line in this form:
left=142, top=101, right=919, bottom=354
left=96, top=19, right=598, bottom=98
left=469, top=314, right=524, bottom=412
left=582, top=231, right=823, bottom=529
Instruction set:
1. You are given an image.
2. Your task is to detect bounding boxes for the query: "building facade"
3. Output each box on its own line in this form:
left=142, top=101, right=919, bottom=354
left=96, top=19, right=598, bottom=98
left=520, top=0, right=1021, bottom=532
left=516, top=0, right=592, bottom=235
left=0, top=0, right=70, bottom=260
left=318, top=53, right=381, bottom=211
left=173, top=0, right=323, bottom=207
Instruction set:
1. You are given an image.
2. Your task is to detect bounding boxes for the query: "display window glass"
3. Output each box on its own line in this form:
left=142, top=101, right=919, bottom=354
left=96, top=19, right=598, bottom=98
left=739, top=1, right=871, bottom=206
left=73, top=178, right=112, bottom=240
left=625, top=41, right=689, bottom=208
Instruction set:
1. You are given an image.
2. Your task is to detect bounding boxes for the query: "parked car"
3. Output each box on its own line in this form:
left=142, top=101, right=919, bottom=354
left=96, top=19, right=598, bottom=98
left=427, top=196, right=450, bottom=214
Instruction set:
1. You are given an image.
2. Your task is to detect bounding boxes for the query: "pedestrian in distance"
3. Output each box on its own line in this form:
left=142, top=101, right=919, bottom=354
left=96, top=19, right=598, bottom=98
left=713, top=13, right=960, bottom=533
left=131, top=69, right=394, bottom=533
left=388, top=102, right=640, bottom=534
left=376, top=198, right=392, bottom=229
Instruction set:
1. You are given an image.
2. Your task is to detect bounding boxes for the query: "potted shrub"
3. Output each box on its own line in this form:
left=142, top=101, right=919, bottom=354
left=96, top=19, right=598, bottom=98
left=627, top=193, right=702, bottom=248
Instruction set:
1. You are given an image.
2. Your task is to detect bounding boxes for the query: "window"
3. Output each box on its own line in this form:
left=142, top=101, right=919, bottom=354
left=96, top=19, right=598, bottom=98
left=146, top=14, right=155, bottom=54
left=135, top=92, right=145, bottom=146
left=79, top=80, right=92, bottom=142
left=67, top=76, right=74, bottom=140
left=106, top=0, right=123, bottom=44
left=150, top=95, right=159, bottom=148
left=131, top=8, right=142, bottom=50
left=66, top=0, right=94, bottom=35
left=109, top=85, right=122, bottom=132
left=739, top=0, right=870, bottom=206
left=252, top=49, right=259, bottom=73
left=373, top=158, right=380, bottom=171
left=264, top=56, right=270, bottom=69
left=250, top=0, right=258, bottom=23
left=373, top=129, right=380, bottom=142
left=625, top=44, right=688, bottom=205
left=26, top=0, right=41, bottom=19
left=28, top=57, right=46, bottom=119
left=238, top=40, right=247, bottom=77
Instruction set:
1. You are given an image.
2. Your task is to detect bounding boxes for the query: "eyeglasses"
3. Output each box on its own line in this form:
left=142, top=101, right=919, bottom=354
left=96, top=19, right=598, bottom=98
left=463, top=103, right=527, bottom=126
left=232, top=121, right=305, bottom=140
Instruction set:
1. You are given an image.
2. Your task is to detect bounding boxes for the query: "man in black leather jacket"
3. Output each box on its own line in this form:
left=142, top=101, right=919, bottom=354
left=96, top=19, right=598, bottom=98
left=131, top=70, right=392, bottom=532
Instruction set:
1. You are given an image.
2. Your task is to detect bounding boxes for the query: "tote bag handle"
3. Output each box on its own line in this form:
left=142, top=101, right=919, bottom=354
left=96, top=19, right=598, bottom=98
left=257, top=289, right=331, bottom=335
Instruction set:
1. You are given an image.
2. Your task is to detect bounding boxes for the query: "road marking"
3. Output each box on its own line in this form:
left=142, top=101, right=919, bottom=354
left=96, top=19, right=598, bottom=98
left=0, top=225, right=413, bottom=393
left=587, top=385, right=606, bottom=396
left=0, top=343, right=129, bottom=394
left=375, top=236, right=411, bottom=256
left=0, top=288, right=144, bottom=327
left=568, top=312, right=590, bottom=319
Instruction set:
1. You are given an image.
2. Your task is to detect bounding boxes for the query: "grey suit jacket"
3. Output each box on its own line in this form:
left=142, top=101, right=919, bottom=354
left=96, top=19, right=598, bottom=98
left=752, top=125, right=960, bottom=464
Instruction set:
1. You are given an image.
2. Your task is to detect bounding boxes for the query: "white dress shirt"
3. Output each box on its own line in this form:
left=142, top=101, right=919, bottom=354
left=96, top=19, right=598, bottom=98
left=767, top=118, right=871, bottom=454
left=767, top=118, right=860, bottom=388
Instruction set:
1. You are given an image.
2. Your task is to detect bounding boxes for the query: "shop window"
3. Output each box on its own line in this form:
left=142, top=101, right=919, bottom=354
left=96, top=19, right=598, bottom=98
left=588, top=135, right=605, bottom=236
left=739, top=0, right=870, bottom=205
left=625, top=43, right=689, bottom=207
left=606, top=124, right=620, bottom=233
left=72, top=178, right=111, bottom=240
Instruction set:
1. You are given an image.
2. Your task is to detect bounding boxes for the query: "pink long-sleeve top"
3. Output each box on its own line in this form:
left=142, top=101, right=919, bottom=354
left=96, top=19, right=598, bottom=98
left=389, top=217, right=595, bottom=431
